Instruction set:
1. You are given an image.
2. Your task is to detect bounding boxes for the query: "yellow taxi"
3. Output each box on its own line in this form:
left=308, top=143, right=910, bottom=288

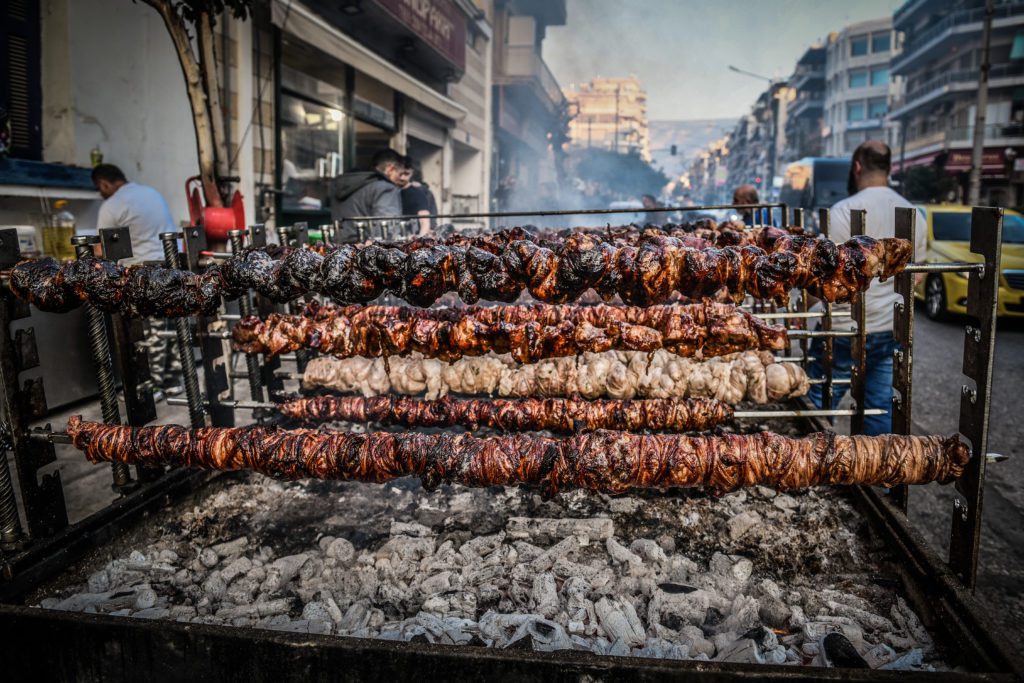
left=914, top=204, right=1024, bottom=320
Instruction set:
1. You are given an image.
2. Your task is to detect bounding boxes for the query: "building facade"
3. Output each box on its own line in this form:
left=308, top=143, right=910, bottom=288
left=1, top=0, right=499, bottom=240
left=823, top=17, right=896, bottom=157
left=564, top=76, right=651, bottom=161
left=784, top=44, right=827, bottom=163
left=489, top=0, right=567, bottom=212
left=890, top=0, right=1024, bottom=206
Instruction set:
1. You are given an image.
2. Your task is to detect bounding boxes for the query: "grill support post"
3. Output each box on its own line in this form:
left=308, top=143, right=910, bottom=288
left=849, top=209, right=868, bottom=435
left=72, top=236, right=133, bottom=493
left=182, top=227, right=234, bottom=427
left=160, top=233, right=206, bottom=429
left=275, top=225, right=310, bottom=374
left=890, top=207, right=918, bottom=512
left=818, top=209, right=835, bottom=413
left=227, top=230, right=265, bottom=407
left=949, top=207, right=1003, bottom=589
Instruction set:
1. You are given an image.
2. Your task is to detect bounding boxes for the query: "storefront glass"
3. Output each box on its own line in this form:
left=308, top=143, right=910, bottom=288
left=280, top=92, right=345, bottom=213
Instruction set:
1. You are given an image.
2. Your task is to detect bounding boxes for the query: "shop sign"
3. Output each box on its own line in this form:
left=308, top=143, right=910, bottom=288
left=945, top=149, right=1007, bottom=171
left=376, top=0, right=466, bottom=71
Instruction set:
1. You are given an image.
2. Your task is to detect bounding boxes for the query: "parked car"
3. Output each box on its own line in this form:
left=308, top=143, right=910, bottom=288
left=779, top=157, right=850, bottom=232
left=914, top=204, right=1024, bottom=320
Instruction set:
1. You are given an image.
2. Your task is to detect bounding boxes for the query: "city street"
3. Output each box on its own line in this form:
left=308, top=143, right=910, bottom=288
left=905, top=307, right=1024, bottom=640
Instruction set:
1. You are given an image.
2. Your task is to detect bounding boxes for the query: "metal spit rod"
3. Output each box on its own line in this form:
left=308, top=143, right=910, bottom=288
left=753, top=310, right=851, bottom=320
left=168, top=396, right=887, bottom=421
left=72, top=236, right=133, bottom=492
left=160, top=233, right=206, bottom=429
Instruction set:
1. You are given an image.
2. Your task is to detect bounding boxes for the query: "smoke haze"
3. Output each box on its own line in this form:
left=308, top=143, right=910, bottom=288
left=545, top=0, right=903, bottom=120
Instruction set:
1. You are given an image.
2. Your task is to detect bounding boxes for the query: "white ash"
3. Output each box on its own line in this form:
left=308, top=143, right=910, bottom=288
left=31, top=473, right=944, bottom=670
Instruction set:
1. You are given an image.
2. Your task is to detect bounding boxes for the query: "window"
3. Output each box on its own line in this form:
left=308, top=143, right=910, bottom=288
left=851, top=35, right=869, bottom=57
left=849, top=70, right=868, bottom=88
left=1012, top=32, right=1024, bottom=60
left=871, top=67, right=889, bottom=86
left=2, top=0, right=42, bottom=159
left=279, top=93, right=345, bottom=212
left=848, top=102, right=866, bottom=122
left=872, top=32, right=891, bottom=53
left=868, top=99, right=888, bottom=118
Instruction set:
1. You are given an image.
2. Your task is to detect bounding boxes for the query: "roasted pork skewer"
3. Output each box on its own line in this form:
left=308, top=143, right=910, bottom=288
left=300, top=350, right=810, bottom=404
left=232, top=302, right=787, bottom=362
left=276, top=395, right=734, bottom=433
left=66, top=416, right=969, bottom=496
left=10, top=232, right=912, bottom=316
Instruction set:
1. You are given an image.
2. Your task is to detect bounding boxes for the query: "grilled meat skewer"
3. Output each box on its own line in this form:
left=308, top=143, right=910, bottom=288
left=277, top=395, right=734, bottom=433
left=11, top=232, right=912, bottom=316
left=232, top=302, right=787, bottom=362
left=66, top=416, right=969, bottom=496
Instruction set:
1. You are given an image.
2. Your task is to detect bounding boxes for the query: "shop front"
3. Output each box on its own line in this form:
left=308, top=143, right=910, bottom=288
left=271, top=0, right=473, bottom=231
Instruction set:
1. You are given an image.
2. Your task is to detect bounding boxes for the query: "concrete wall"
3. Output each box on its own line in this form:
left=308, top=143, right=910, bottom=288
left=42, top=0, right=201, bottom=228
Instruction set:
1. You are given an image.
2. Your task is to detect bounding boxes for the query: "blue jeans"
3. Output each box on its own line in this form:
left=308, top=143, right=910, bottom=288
left=807, top=331, right=898, bottom=436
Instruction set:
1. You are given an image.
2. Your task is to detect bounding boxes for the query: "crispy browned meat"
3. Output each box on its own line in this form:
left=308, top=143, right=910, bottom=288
left=219, top=232, right=910, bottom=307
left=10, top=229, right=912, bottom=315
left=276, top=395, right=734, bottom=433
left=8, top=256, right=222, bottom=317
left=231, top=302, right=788, bottom=363
left=67, top=416, right=969, bottom=496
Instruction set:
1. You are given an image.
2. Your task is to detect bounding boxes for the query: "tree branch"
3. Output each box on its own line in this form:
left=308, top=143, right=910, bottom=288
left=197, top=9, right=230, bottom=180
left=140, top=0, right=223, bottom=207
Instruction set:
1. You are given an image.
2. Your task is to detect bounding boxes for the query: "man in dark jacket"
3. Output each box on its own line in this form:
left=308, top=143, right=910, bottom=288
left=331, top=148, right=404, bottom=240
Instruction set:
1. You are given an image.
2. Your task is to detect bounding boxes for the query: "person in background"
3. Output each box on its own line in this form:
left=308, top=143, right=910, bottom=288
left=92, top=164, right=174, bottom=264
left=399, top=156, right=435, bottom=236
left=91, top=163, right=180, bottom=393
left=331, top=148, right=403, bottom=240
left=731, top=184, right=761, bottom=226
left=806, top=140, right=926, bottom=436
left=641, top=194, right=667, bottom=226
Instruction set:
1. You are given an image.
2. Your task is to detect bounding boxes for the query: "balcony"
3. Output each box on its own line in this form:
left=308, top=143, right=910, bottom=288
left=893, top=3, right=1024, bottom=74
left=901, top=122, right=1024, bottom=155
left=787, top=96, right=824, bottom=120
left=889, top=63, right=1024, bottom=119
left=789, top=65, right=825, bottom=91
left=497, top=45, right=565, bottom=113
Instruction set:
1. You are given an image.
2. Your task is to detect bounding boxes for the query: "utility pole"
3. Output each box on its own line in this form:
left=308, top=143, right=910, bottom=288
left=968, top=0, right=994, bottom=206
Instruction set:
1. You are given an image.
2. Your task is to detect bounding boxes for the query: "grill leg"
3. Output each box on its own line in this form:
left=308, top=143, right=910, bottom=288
left=73, top=237, right=134, bottom=493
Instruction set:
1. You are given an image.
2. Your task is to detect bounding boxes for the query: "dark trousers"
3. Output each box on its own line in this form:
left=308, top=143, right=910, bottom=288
left=806, top=331, right=898, bottom=436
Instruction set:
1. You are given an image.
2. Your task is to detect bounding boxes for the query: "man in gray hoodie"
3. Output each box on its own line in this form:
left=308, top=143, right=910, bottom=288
left=331, top=148, right=404, bottom=240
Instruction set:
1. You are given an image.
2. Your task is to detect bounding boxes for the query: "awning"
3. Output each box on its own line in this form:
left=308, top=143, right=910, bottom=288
left=272, top=0, right=466, bottom=123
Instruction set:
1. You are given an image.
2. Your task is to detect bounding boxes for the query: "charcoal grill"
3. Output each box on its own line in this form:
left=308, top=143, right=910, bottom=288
left=0, top=202, right=1020, bottom=681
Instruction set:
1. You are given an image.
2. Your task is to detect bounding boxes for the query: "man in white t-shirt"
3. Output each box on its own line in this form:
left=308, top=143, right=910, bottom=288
left=806, top=140, right=926, bottom=436
left=92, top=164, right=175, bottom=265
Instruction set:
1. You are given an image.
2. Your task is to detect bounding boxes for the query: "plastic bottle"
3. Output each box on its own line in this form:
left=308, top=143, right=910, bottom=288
left=43, top=200, right=77, bottom=260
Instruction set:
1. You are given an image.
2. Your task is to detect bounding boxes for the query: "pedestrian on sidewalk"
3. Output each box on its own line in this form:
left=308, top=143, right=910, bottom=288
left=331, top=148, right=404, bottom=241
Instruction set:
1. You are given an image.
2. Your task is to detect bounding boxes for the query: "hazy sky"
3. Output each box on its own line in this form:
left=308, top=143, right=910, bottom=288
left=545, top=0, right=904, bottom=121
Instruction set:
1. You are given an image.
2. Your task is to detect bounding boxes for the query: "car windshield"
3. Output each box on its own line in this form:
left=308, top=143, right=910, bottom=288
left=932, top=212, right=1024, bottom=244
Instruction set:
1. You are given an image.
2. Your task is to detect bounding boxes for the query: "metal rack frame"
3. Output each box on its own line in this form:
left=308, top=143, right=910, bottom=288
left=0, top=203, right=1019, bottom=680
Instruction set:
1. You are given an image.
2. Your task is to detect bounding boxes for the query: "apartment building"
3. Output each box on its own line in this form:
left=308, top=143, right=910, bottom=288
left=784, top=44, right=827, bottom=162
left=890, top=0, right=1024, bottom=205
left=564, top=76, right=651, bottom=161
left=823, top=17, right=896, bottom=157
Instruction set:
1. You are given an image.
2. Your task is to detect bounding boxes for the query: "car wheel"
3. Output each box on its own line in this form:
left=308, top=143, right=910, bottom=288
left=925, top=274, right=948, bottom=321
